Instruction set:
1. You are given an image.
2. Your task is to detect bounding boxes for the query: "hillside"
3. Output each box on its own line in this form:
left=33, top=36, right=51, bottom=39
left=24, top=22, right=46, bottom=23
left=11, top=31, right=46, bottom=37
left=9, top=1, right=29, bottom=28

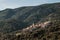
left=0, top=2, right=60, bottom=40
left=0, top=3, right=60, bottom=33
left=0, top=13, right=60, bottom=40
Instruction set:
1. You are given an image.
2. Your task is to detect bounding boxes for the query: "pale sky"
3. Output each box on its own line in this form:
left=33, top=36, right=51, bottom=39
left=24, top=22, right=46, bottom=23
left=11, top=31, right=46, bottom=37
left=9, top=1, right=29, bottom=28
left=0, top=0, right=60, bottom=10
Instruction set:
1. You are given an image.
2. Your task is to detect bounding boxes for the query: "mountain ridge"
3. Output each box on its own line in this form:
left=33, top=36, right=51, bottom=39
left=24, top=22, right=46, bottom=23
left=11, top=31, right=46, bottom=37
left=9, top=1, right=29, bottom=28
left=0, top=2, right=60, bottom=40
left=0, top=2, right=60, bottom=33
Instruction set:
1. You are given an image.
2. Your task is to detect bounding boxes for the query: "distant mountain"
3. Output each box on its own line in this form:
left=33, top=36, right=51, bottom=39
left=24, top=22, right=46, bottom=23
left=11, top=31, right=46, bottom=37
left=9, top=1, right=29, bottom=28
left=0, top=3, right=60, bottom=33
left=0, top=2, right=60, bottom=40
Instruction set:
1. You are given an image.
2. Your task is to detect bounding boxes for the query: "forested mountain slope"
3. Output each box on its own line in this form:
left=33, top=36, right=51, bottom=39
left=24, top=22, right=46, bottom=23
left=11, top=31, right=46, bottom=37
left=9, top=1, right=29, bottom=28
left=0, top=3, right=60, bottom=33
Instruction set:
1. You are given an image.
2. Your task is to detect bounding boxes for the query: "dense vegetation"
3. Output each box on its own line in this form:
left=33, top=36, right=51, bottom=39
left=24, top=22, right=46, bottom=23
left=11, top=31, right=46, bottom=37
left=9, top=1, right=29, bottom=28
left=0, top=2, right=60, bottom=40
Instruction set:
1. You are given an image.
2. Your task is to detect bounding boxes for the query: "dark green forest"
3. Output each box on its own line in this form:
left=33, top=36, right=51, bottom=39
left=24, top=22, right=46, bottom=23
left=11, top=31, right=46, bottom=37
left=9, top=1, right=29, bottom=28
left=0, top=3, right=60, bottom=40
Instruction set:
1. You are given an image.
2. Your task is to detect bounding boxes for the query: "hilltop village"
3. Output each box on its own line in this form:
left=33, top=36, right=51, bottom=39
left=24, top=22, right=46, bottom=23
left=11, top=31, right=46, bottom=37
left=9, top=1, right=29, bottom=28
left=22, top=21, right=51, bottom=32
